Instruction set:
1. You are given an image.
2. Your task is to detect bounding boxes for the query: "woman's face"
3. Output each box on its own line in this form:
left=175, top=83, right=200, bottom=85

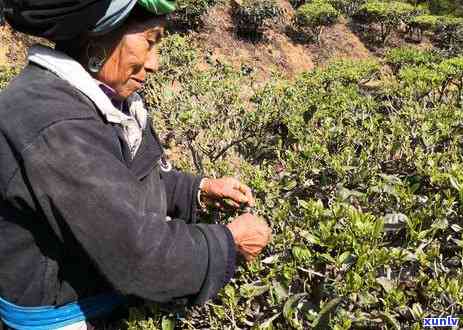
left=96, top=18, right=164, bottom=100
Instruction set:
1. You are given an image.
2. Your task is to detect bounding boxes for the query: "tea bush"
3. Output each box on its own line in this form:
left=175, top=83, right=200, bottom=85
left=433, top=16, right=463, bottom=57
left=288, top=0, right=365, bottom=15
left=355, top=1, right=417, bottom=43
left=410, top=14, right=440, bottom=32
left=232, top=0, right=282, bottom=38
left=408, top=14, right=440, bottom=40
left=406, top=15, right=463, bottom=53
left=426, top=0, right=463, bottom=16
left=385, top=47, right=441, bottom=73
left=170, top=0, right=219, bottom=29
left=294, top=0, right=340, bottom=43
left=327, top=0, right=366, bottom=17
left=131, top=34, right=463, bottom=329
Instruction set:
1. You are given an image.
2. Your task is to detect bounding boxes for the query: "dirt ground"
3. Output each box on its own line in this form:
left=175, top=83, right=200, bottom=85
left=310, top=20, right=372, bottom=64
left=193, top=2, right=374, bottom=81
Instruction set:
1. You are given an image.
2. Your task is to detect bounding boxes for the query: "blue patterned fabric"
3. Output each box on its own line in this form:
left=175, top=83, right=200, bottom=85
left=91, top=0, right=176, bottom=35
left=91, top=0, right=138, bottom=35
left=0, top=294, right=127, bottom=330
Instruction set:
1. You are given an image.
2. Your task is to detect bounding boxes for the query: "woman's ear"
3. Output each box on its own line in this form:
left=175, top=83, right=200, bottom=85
left=86, top=42, right=109, bottom=73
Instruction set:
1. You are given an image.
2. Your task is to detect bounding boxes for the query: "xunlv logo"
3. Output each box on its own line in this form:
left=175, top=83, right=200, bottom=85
left=423, top=316, right=459, bottom=327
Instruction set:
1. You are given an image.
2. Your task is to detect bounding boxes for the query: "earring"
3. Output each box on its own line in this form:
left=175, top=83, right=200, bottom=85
left=86, top=43, right=107, bottom=73
left=88, top=56, right=103, bottom=73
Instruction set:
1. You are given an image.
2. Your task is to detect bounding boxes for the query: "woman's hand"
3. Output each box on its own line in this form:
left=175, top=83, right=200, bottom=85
left=200, top=177, right=255, bottom=209
left=226, top=213, right=272, bottom=262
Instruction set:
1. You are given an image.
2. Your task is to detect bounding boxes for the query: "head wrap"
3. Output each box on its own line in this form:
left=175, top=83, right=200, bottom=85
left=3, top=0, right=176, bottom=40
left=91, top=0, right=138, bottom=35
left=3, top=0, right=113, bottom=41
left=0, top=0, right=6, bottom=26
left=92, top=0, right=176, bottom=35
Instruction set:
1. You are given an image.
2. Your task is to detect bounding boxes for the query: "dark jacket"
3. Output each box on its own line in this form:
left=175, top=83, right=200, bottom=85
left=0, top=63, right=235, bottom=309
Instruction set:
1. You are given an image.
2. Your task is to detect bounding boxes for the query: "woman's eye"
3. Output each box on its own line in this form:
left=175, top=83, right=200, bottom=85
left=147, top=40, right=155, bottom=49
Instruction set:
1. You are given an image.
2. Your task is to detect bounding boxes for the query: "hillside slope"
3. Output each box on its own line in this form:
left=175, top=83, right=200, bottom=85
left=189, top=1, right=372, bottom=79
left=0, top=0, right=372, bottom=79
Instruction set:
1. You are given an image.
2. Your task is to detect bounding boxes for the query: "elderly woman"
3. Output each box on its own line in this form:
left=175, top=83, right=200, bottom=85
left=0, top=1, right=271, bottom=329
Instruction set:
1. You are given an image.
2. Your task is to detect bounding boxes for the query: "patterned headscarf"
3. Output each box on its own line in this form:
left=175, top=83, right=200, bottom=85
left=92, top=0, right=175, bottom=35
left=2, top=0, right=175, bottom=40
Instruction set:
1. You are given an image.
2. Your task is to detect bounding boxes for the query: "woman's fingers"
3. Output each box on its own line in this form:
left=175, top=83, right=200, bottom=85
left=237, top=183, right=255, bottom=207
left=225, top=179, right=254, bottom=207
left=203, top=177, right=256, bottom=209
left=224, top=198, right=241, bottom=209
left=227, top=189, right=250, bottom=207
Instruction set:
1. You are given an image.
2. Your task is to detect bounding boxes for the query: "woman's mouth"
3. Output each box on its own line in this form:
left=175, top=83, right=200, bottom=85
left=131, top=78, right=144, bottom=87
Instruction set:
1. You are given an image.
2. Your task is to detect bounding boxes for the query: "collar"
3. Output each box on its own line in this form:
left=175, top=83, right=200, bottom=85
left=28, top=44, right=145, bottom=126
left=95, top=80, right=125, bottom=112
left=28, top=44, right=148, bottom=158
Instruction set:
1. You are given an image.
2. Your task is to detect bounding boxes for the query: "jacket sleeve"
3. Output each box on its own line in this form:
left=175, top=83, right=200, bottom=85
left=12, top=118, right=235, bottom=304
left=161, top=169, right=202, bottom=223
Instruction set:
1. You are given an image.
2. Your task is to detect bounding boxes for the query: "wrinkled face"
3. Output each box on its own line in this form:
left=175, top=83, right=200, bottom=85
left=96, top=18, right=164, bottom=100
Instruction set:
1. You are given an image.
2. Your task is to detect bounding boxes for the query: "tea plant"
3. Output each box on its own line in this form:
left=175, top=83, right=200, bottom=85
left=327, top=0, right=366, bottom=17
left=294, top=0, right=340, bottom=44
left=433, top=16, right=463, bottom=56
left=232, top=0, right=282, bottom=39
left=171, top=0, right=220, bottom=29
left=408, top=14, right=440, bottom=40
left=426, top=0, right=463, bottom=16
left=133, top=34, right=463, bottom=329
left=355, top=1, right=417, bottom=44
left=385, top=46, right=441, bottom=73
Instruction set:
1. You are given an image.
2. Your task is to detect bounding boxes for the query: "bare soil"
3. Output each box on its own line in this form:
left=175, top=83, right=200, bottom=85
left=192, top=2, right=376, bottom=82
left=194, top=3, right=314, bottom=81
left=310, top=20, right=372, bottom=65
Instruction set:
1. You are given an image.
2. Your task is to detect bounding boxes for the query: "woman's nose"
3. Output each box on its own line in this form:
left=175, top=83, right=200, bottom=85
left=144, top=53, right=159, bottom=73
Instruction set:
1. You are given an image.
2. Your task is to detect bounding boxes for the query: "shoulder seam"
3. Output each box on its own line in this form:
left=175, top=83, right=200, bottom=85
left=26, top=63, right=102, bottom=118
left=4, top=117, right=98, bottom=199
left=22, top=117, right=98, bottom=154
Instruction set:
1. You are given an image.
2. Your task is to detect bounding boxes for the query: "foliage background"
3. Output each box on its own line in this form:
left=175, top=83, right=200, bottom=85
left=1, top=0, right=463, bottom=329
